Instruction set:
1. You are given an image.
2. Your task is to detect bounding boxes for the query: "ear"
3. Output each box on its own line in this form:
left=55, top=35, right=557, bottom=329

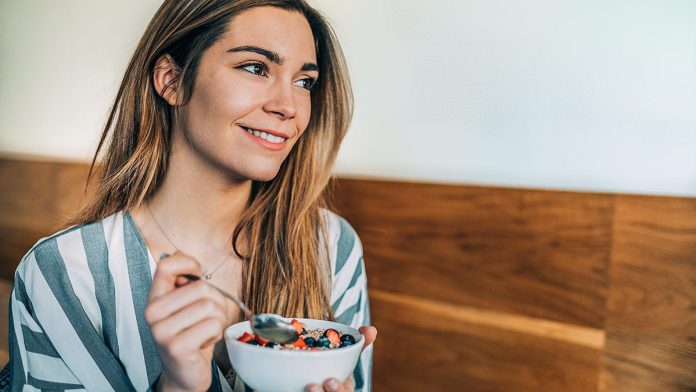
left=152, top=54, right=182, bottom=106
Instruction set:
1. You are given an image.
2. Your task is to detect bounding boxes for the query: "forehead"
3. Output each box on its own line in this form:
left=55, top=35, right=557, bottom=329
left=221, top=6, right=316, bottom=63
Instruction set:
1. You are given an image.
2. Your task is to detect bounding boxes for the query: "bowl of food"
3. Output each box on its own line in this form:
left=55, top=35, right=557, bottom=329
left=224, top=318, right=364, bottom=392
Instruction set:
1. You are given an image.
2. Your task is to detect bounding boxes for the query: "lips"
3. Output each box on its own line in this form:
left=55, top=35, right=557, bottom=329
left=239, top=125, right=289, bottom=139
left=240, top=125, right=289, bottom=151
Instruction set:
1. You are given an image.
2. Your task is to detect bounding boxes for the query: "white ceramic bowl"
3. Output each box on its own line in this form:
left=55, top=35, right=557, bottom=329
left=224, top=318, right=364, bottom=392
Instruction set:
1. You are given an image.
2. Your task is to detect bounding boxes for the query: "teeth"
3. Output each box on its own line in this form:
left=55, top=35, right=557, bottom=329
left=243, top=127, right=286, bottom=144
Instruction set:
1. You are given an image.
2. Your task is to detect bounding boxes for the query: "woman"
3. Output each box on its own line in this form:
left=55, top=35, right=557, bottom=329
left=4, top=0, right=376, bottom=391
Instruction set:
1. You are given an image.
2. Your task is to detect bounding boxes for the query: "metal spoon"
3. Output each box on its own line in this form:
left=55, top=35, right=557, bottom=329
left=180, top=274, right=299, bottom=344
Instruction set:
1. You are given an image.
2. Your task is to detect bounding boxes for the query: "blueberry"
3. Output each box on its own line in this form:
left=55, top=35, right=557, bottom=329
left=316, top=336, right=331, bottom=348
left=340, top=334, right=356, bottom=345
left=339, top=341, right=352, bottom=348
left=304, top=337, right=316, bottom=347
left=248, top=340, right=259, bottom=345
left=302, top=328, right=307, bottom=335
left=267, top=342, right=278, bottom=348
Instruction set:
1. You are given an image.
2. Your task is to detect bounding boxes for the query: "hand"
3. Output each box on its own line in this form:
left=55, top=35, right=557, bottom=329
left=145, top=252, right=231, bottom=392
left=304, top=326, right=378, bottom=392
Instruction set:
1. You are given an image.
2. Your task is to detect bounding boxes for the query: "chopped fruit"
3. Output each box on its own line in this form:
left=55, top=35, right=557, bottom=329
left=324, top=328, right=340, bottom=345
left=293, top=337, right=307, bottom=349
left=254, top=334, right=269, bottom=346
left=237, top=320, right=353, bottom=351
left=316, top=336, right=331, bottom=348
left=237, top=332, right=254, bottom=343
left=340, top=334, right=356, bottom=345
left=304, top=337, right=316, bottom=347
left=290, top=319, right=304, bottom=335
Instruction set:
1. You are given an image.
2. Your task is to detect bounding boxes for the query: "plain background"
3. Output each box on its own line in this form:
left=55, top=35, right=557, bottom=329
left=1, top=0, right=695, bottom=196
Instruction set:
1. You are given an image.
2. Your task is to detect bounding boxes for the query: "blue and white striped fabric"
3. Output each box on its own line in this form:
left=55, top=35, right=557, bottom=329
left=6, top=209, right=372, bottom=391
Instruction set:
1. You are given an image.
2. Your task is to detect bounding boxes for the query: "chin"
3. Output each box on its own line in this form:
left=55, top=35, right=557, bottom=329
left=244, top=164, right=283, bottom=182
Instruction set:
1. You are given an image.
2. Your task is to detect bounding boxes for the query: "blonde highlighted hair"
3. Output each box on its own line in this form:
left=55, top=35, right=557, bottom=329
left=70, top=0, right=353, bottom=320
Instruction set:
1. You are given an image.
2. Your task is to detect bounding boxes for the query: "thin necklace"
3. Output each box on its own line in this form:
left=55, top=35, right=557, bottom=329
left=146, top=202, right=233, bottom=280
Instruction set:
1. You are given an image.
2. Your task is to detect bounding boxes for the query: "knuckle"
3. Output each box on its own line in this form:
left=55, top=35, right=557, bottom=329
left=144, top=307, right=155, bottom=323
left=150, top=323, right=167, bottom=342
left=201, top=299, right=217, bottom=313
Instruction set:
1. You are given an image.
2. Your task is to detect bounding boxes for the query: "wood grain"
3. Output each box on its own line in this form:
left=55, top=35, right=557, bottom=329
left=0, top=279, right=11, bottom=366
left=372, top=289, right=605, bottom=350
left=370, top=288, right=603, bottom=392
left=599, top=195, right=696, bottom=391
left=333, top=178, right=613, bottom=328
left=2, top=158, right=696, bottom=391
left=0, top=158, right=91, bottom=280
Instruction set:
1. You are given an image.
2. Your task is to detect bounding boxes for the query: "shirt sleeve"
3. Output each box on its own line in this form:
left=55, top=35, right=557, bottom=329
left=8, top=250, right=87, bottom=391
left=329, top=214, right=373, bottom=392
left=8, top=240, right=141, bottom=391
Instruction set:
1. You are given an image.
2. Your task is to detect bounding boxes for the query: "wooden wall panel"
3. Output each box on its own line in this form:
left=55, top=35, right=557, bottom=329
left=0, top=158, right=90, bottom=280
left=0, top=280, right=10, bottom=366
left=333, top=179, right=613, bottom=328
left=370, top=289, right=603, bottom=392
left=2, top=158, right=695, bottom=391
left=599, top=196, right=696, bottom=391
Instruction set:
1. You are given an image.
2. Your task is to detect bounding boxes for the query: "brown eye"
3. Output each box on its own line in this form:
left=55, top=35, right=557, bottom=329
left=240, top=62, right=268, bottom=77
left=294, top=77, right=316, bottom=91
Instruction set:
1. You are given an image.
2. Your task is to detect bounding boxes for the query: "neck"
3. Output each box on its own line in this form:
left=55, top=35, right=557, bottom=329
left=144, top=136, right=253, bottom=259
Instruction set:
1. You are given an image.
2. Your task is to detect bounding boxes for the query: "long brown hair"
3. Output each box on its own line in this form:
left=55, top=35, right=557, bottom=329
left=70, top=0, right=353, bottom=320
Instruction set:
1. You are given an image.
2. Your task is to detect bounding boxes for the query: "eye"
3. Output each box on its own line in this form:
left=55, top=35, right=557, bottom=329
left=294, top=77, right=317, bottom=91
left=240, top=62, right=268, bottom=77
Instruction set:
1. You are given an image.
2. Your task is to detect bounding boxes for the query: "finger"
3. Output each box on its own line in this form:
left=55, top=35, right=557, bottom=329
left=304, top=384, right=323, bottom=392
left=146, top=280, right=228, bottom=324
left=358, top=326, right=377, bottom=350
left=322, top=378, right=343, bottom=392
left=149, top=297, right=228, bottom=344
left=167, top=317, right=225, bottom=355
left=149, top=252, right=202, bottom=301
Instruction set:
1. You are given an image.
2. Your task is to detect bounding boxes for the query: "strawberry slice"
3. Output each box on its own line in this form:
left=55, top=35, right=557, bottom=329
left=324, top=328, right=340, bottom=345
left=254, top=334, right=269, bottom=347
left=237, top=332, right=254, bottom=343
left=293, top=337, right=307, bottom=349
left=290, top=319, right=304, bottom=335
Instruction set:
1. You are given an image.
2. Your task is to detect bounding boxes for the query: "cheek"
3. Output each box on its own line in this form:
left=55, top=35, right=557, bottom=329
left=190, top=74, right=262, bottom=126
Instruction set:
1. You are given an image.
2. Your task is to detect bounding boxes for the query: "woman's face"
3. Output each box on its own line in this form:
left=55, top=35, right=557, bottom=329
left=174, top=7, right=318, bottom=181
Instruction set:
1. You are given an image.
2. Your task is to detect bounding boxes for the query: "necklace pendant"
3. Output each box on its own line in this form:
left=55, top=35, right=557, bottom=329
left=204, top=273, right=212, bottom=280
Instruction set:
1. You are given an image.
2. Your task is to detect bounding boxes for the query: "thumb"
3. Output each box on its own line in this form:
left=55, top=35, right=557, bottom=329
left=358, top=326, right=377, bottom=350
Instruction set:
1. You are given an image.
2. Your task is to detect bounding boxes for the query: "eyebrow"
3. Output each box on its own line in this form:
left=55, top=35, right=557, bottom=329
left=227, top=45, right=318, bottom=73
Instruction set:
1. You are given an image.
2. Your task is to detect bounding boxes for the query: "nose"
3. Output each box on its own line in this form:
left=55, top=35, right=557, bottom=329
left=263, top=80, right=297, bottom=120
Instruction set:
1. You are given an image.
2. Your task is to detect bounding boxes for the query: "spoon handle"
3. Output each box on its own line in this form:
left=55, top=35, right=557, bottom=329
left=181, top=273, right=253, bottom=319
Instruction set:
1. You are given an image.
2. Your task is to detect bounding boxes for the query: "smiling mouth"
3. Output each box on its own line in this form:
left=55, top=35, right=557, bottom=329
left=241, top=126, right=287, bottom=144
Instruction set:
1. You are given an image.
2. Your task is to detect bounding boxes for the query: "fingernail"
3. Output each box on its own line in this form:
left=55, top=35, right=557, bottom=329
left=327, top=379, right=340, bottom=391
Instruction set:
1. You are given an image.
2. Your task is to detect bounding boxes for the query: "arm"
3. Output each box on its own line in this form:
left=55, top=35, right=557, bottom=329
left=307, top=214, right=376, bottom=392
left=8, top=259, right=86, bottom=390
left=9, top=241, right=139, bottom=391
left=332, top=252, right=373, bottom=392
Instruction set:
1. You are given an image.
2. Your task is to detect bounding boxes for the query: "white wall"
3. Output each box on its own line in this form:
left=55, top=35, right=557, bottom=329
left=1, top=1, right=695, bottom=196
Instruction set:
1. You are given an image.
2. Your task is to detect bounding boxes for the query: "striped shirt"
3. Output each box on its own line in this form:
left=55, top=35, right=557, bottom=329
left=6, top=209, right=372, bottom=391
